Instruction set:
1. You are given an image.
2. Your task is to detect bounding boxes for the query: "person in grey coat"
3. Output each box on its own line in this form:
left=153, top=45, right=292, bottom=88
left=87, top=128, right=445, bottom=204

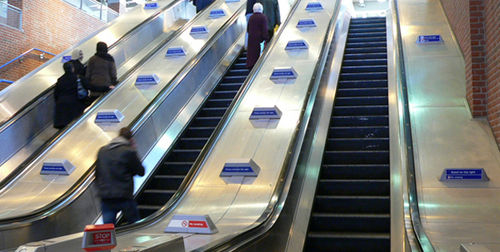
left=85, top=42, right=117, bottom=95
left=96, top=127, right=145, bottom=224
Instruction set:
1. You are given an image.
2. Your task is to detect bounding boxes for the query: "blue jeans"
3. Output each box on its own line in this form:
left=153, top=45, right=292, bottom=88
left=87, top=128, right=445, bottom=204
left=101, top=199, right=140, bottom=225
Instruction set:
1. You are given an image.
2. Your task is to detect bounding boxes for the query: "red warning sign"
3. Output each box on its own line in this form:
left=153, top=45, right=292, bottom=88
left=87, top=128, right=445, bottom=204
left=93, top=231, right=112, bottom=244
left=188, top=220, right=208, bottom=228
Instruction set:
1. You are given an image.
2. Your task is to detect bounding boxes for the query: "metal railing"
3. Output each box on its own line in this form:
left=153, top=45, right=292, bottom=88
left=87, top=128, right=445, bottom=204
left=0, top=1, right=22, bottom=30
left=62, top=0, right=119, bottom=22
left=0, top=48, right=55, bottom=73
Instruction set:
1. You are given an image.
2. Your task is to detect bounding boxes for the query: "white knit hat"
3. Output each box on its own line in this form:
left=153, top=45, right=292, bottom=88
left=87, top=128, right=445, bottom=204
left=253, top=2, right=263, bottom=13
left=71, top=49, right=83, bottom=60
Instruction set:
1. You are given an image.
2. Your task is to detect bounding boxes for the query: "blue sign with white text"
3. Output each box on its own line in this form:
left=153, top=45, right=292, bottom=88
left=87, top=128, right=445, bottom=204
left=137, top=77, right=155, bottom=82
left=96, top=114, right=118, bottom=120
left=252, top=110, right=278, bottom=116
left=191, top=26, right=209, bottom=34
left=286, top=40, right=308, bottom=50
left=42, top=165, right=65, bottom=172
left=297, top=19, right=317, bottom=28
left=144, top=2, right=159, bottom=9
left=209, top=9, right=226, bottom=18
left=272, top=70, right=295, bottom=78
left=417, top=35, right=443, bottom=44
left=306, top=2, right=323, bottom=11
left=166, top=47, right=186, bottom=57
left=223, top=166, right=253, bottom=173
left=446, top=169, right=483, bottom=180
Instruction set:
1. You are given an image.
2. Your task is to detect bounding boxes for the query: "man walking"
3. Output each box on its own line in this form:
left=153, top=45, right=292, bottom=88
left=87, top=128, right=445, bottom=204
left=96, top=127, right=145, bottom=225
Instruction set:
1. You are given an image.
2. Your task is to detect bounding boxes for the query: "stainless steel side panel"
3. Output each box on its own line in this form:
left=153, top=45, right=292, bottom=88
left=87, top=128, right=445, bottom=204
left=0, top=0, right=246, bottom=222
left=0, top=0, right=193, bottom=185
left=0, top=0, right=183, bottom=123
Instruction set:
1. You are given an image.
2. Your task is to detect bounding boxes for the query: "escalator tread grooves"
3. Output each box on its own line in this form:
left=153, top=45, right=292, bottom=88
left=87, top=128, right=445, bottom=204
left=305, top=18, right=390, bottom=251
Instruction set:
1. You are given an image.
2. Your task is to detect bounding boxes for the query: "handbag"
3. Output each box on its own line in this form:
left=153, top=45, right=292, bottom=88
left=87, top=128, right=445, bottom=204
left=77, top=77, right=89, bottom=100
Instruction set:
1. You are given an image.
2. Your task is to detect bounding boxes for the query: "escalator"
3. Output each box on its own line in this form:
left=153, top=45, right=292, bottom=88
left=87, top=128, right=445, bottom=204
left=134, top=51, right=248, bottom=218
left=304, top=17, right=390, bottom=251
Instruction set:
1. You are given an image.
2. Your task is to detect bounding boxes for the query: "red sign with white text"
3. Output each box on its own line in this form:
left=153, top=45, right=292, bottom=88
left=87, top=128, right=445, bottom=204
left=188, top=220, right=208, bottom=228
left=93, top=231, right=112, bottom=244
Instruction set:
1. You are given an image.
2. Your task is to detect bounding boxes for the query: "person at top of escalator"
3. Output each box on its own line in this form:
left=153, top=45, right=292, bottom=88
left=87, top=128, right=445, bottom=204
left=53, top=62, right=85, bottom=129
left=261, top=0, right=281, bottom=40
left=191, top=0, right=214, bottom=13
left=95, top=127, right=145, bottom=225
left=85, top=42, right=116, bottom=96
left=246, top=3, right=269, bottom=69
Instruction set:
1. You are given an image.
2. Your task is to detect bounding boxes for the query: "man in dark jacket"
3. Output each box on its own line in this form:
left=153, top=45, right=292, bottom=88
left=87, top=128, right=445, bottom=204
left=246, top=3, right=268, bottom=69
left=96, top=127, right=145, bottom=224
left=191, top=0, right=214, bottom=13
left=86, top=42, right=117, bottom=94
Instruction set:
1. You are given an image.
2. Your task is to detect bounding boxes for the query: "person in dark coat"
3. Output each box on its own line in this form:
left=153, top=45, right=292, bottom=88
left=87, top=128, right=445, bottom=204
left=86, top=42, right=117, bottom=95
left=53, top=62, right=85, bottom=129
left=246, top=3, right=269, bottom=69
left=96, top=127, right=145, bottom=225
left=192, top=0, right=214, bottom=13
left=261, top=0, right=281, bottom=39
left=69, top=49, right=86, bottom=77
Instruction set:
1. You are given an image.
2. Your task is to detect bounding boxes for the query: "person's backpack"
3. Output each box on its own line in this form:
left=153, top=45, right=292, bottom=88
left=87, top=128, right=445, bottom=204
left=77, top=77, right=89, bottom=100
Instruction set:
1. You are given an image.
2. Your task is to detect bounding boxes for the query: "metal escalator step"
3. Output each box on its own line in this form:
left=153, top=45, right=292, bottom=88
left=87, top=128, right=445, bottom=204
left=160, top=162, right=193, bottom=175
left=331, top=115, right=388, bottom=126
left=309, top=213, right=390, bottom=233
left=343, top=52, right=387, bottom=60
left=222, top=75, right=246, bottom=83
left=342, top=58, right=387, bottom=66
left=199, top=107, right=227, bottom=117
left=320, top=164, right=390, bottom=179
left=326, top=138, right=389, bottom=151
left=177, top=137, right=209, bottom=149
left=348, top=28, right=386, bottom=34
left=235, top=57, right=247, bottom=64
left=232, top=62, right=247, bottom=69
left=323, top=150, right=389, bottom=164
left=346, top=42, right=387, bottom=49
left=183, top=126, right=216, bottom=138
left=211, top=90, right=238, bottom=99
left=305, top=231, right=390, bottom=252
left=313, top=195, right=390, bottom=214
left=340, top=72, right=387, bottom=81
left=140, top=189, right=176, bottom=205
left=191, top=116, right=223, bottom=127
left=350, top=18, right=386, bottom=24
left=347, top=36, right=387, bottom=43
left=347, top=32, right=386, bottom=39
left=227, top=69, right=250, bottom=76
left=216, top=83, right=243, bottom=91
left=317, top=179, right=390, bottom=196
left=345, top=47, right=387, bottom=54
left=349, top=23, right=386, bottom=29
left=335, top=96, right=388, bottom=106
left=336, top=87, right=387, bottom=97
left=167, top=149, right=202, bottom=162
left=333, top=105, right=388, bottom=116
left=338, top=80, right=388, bottom=88
left=341, top=65, right=387, bottom=73
left=148, top=175, right=185, bottom=190
left=205, top=98, right=233, bottom=107
left=329, top=126, right=389, bottom=138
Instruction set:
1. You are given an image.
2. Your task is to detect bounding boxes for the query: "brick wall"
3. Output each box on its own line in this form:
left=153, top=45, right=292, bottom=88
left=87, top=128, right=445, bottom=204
left=0, top=0, right=106, bottom=89
left=485, top=0, right=500, bottom=143
left=441, top=0, right=500, bottom=145
left=440, top=0, right=486, bottom=117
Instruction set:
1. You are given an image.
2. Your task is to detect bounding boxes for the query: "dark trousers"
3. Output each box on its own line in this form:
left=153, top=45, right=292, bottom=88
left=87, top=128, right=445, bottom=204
left=101, top=198, right=140, bottom=225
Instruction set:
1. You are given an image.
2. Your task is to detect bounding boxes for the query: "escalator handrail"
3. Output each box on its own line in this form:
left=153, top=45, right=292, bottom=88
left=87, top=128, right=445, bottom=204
left=0, top=0, right=234, bottom=228
left=0, top=0, right=185, bottom=133
left=392, top=0, right=435, bottom=251
left=0, top=0, right=191, bottom=191
left=116, top=0, right=311, bottom=235
left=120, top=1, right=342, bottom=251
